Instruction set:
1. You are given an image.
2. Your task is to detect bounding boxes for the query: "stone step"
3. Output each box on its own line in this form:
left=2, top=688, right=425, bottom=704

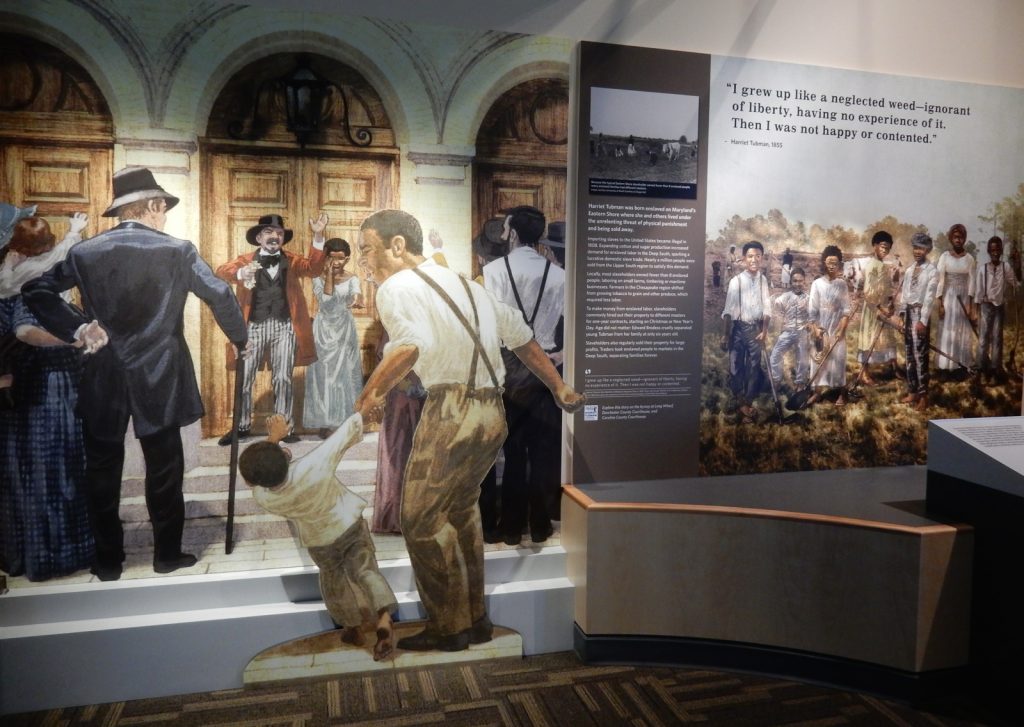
left=196, top=432, right=379, bottom=468
left=124, top=514, right=297, bottom=548
left=120, top=459, right=379, bottom=498
left=117, top=483, right=379, bottom=524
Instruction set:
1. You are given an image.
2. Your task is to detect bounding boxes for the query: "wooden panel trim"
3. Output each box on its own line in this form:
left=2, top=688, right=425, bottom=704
left=200, top=140, right=399, bottom=160
left=561, top=485, right=971, bottom=535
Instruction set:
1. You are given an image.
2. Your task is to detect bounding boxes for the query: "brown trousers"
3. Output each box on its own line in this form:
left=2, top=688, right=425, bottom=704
left=400, top=384, right=506, bottom=636
left=307, top=520, right=397, bottom=628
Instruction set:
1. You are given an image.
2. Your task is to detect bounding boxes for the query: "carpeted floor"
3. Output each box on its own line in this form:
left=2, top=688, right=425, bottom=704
left=6, top=651, right=1004, bottom=726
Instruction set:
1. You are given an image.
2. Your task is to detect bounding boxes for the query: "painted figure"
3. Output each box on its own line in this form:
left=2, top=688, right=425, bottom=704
left=898, top=233, right=938, bottom=409
left=483, top=205, right=565, bottom=546
left=769, top=266, right=810, bottom=393
left=856, top=231, right=898, bottom=383
left=721, top=240, right=771, bottom=422
left=808, top=245, right=852, bottom=406
left=369, top=328, right=425, bottom=535
left=974, top=235, right=1018, bottom=382
left=1, top=213, right=93, bottom=581
left=935, top=223, right=976, bottom=378
left=241, top=412, right=396, bottom=660
left=22, top=167, right=248, bottom=580
left=355, top=209, right=584, bottom=652
left=216, top=213, right=327, bottom=444
left=303, top=238, right=364, bottom=439
left=781, top=247, right=794, bottom=288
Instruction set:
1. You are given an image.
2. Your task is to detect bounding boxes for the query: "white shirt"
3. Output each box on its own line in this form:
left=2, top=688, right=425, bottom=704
left=899, top=260, right=938, bottom=324
left=975, top=260, right=1018, bottom=306
left=377, top=259, right=533, bottom=389
left=483, top=245, right=565, bottom=351
left=251, top=414, right=366, bottom=547
left=721, top=269, right=771, bottom=323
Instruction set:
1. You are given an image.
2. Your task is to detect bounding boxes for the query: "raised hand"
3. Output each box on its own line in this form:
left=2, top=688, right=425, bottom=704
left=68, top=212, right=88, bottom=235
left=309, top=212, right=329, bottom=237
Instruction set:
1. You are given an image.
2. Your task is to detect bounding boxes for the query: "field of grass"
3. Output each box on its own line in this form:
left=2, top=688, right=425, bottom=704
left=699, top=313, right=1023, bottom=476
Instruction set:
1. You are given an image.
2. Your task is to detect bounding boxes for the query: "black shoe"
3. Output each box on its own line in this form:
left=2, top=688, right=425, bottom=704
left=153, top=553, right=198, bottom=574
left=483, top=530, right=504, bottom=544
left=281, top=433, right=301, bottom=444
left=503, top=532, right=522, bottom=546
left=531, top=524, right=554, bottom=543
left=397, top=627, right=469, bottom=652
left=466, top=615, right=493, bottom=644
left=217, top=428, right=251, bottom=446
left=90, top=563, right=122, bottom=581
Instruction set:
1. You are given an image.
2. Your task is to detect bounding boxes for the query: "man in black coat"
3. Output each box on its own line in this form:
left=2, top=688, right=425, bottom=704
left=22, top=167, right=248, bottom=580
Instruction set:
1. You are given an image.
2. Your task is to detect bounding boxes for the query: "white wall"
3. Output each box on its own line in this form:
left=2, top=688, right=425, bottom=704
left=239, top=0, right=1024, bottom=88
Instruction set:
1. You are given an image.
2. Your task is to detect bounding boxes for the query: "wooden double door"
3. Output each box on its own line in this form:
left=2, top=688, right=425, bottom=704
left=199, top=150, right=396, bottom=435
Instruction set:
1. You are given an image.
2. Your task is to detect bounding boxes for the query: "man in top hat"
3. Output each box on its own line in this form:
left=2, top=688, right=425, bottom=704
left=482, top=206, right=566, bottom=546
left=22, top=167, right=248, bottom=580
left=215, top=212, right=327, bottom=444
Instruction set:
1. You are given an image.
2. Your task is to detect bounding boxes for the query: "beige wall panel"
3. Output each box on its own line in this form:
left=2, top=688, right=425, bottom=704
left=574, top=508, right=971, bottom=672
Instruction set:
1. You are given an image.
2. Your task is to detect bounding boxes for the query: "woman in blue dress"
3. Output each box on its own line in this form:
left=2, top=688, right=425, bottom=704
left=303, top=238, right=364, bottom=438
left=0, top=213, right=93, bottom=581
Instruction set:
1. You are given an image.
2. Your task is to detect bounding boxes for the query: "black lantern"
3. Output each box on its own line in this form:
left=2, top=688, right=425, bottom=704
left=282, top=55, right=326, bottom=147
left=227, top=54, right=373, bottom=149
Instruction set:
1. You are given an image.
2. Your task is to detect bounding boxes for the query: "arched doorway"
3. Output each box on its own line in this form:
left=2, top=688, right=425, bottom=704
left=0, top=34, right=114, bottom=240
left=473, top=77, right=568, bottom=268
left=200, top=53, right=398, bottom=436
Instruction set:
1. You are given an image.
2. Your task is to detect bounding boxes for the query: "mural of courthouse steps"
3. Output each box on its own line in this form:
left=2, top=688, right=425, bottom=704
left=117, top=433, right=383, bottom=550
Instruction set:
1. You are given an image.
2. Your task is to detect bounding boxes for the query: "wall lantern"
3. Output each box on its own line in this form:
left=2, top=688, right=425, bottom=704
left=228, top=54, right=373, bottom=149
left=282, top=55, right=326, bottom=147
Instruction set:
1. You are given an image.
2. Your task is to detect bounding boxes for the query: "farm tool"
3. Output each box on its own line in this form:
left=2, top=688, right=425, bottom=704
left=875, top=314, right=976, bottom=373
left=786, top=326, right=845, bottom=411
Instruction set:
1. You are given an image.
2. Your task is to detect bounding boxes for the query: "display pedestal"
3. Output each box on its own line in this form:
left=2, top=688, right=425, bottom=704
left=927, top=416, right=1024, bottom=718
left=563, top=466, right=973, bottom=701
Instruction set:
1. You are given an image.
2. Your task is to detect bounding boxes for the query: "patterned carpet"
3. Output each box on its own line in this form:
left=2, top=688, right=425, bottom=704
left=7, top=651, right=1004, bottom=726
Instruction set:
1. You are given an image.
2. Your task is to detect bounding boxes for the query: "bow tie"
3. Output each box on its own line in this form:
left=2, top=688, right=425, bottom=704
left=259, top=254, right=281, bottom=269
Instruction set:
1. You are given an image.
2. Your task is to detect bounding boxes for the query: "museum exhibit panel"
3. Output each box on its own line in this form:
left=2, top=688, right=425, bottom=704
left=2, top=0, right=1023, bottom=717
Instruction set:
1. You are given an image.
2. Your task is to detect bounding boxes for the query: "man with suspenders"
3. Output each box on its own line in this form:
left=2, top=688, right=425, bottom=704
left=483, top=206, right=566, bottom=546
left=355, top=209, right=583, bottom=652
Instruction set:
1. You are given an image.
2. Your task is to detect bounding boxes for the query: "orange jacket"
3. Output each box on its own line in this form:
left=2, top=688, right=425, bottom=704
left=216, top=247, right=326, bottom=367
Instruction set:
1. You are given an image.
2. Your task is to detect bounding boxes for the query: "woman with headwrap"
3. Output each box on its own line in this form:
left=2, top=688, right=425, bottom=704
left=0, top=213, right=93, bottom=581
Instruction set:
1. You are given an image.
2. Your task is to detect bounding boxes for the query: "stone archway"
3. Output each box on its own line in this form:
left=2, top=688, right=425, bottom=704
left=0, top=34, right=115, bottom=240
left=199, top=52, right=399, bottom=436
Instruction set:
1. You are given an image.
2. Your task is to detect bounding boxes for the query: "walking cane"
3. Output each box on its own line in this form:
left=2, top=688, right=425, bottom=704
left=225, top=352, right=245, bottom=554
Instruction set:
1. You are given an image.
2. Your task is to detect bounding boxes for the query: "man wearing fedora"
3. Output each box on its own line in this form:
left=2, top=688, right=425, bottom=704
left=215, top=212, right=327, bottom=445
left=22, top=167, right=248, bottom=580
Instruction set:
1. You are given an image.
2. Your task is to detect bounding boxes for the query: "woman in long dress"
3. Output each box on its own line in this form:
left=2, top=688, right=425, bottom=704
left=0, top=214, right=93, bottom=581
left=935, top=223, right=976, bottom=376
left=303, top=238, right=364, bottom=438
left=808, top=244, right=852, bottom=407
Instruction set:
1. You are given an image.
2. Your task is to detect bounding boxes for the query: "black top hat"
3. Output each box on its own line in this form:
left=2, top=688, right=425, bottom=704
left=246, top=214, right=294, bottom=246
left=102, top=168, right=180, bottom=217
left=472, top=217, right=507, bottom=261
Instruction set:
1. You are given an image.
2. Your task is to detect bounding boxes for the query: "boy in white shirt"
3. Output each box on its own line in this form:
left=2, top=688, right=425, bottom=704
left=240, top=413, right=397, bottom=660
